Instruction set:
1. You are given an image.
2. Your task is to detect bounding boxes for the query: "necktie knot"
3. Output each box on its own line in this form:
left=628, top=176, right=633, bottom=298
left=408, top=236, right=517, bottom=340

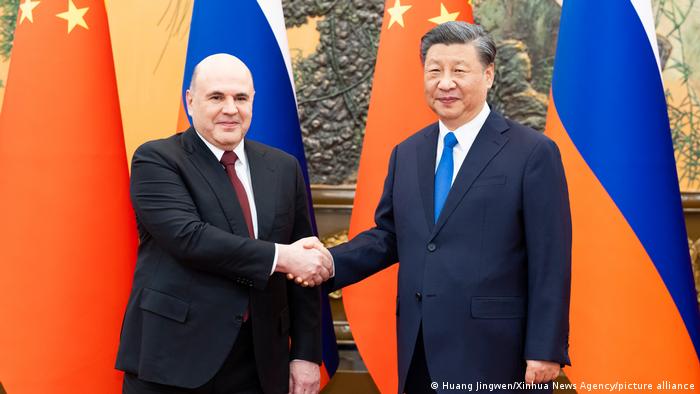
left=444, top=132, right=458, bottom=149
left=220, top=151, right=238, bottom=166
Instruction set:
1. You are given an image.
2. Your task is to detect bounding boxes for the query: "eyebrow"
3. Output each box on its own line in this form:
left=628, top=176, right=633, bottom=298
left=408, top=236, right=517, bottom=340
left=205, top=91, right=250, bottom=98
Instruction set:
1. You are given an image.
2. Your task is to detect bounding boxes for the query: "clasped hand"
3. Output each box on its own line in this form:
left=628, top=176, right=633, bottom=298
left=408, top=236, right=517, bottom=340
left=276, top=237, right=332, bottom=287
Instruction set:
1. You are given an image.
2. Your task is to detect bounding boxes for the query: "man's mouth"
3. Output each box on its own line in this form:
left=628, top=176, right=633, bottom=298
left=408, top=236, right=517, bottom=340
left=217, top=121, right=240, bottom=128
left=437, top=97, right=459, bottom=104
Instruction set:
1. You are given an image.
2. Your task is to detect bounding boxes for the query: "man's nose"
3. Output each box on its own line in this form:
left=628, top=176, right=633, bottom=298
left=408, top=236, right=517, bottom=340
left=222, top=97, right=238, bottom=114
left=437, top=74, right=456, bottom=90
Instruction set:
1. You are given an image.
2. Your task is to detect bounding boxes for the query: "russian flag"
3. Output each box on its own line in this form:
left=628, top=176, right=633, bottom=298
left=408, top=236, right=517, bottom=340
left=179, top=0, right=339, bottom=384
left=545, top=0, right=700, bottom=384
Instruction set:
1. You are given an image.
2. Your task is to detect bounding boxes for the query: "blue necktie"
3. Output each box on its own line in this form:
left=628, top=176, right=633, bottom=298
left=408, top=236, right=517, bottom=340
left=434, top=132, right=458, bottom=223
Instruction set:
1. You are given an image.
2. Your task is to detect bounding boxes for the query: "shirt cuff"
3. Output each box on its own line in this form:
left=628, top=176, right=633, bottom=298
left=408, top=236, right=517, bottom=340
left=271, top=243, right=279, bottom=275
left=330, top=253, right=335, bottom=278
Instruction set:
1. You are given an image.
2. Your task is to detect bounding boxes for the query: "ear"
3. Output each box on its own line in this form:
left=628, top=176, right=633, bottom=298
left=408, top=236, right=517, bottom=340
left=484, top=63, right=495, bottom=89
left=185, top=89, right=193, bottom=113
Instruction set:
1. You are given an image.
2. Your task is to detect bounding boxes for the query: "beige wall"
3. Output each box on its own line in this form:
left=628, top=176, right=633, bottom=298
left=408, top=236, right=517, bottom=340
left=105, top=0, right=193, bottom=165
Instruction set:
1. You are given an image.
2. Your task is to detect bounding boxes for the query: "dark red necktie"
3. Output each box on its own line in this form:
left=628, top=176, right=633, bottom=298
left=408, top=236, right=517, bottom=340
left=220, top=151, right=253, bottom=322
left=220, top=151, right=255, bottom=239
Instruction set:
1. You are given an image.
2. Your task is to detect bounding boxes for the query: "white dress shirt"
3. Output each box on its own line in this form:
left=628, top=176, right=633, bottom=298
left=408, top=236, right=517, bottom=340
left=435, top=103, right=491, bottom=185
left=196, top=132, right=279, bottom=273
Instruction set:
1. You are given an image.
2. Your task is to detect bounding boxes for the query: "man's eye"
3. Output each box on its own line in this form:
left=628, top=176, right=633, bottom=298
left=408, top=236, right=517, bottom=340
left=210, top=95, right=222, bottom=101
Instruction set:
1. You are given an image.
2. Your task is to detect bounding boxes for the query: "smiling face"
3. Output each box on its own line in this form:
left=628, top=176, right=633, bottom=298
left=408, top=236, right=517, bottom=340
left=423, top=43, right=494, bottom=130
left=186, top=55, right=255, bottom=151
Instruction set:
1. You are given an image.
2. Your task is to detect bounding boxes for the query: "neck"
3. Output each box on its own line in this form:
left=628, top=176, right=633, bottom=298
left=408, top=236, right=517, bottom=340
left=441, top=102, right=486, bottom=130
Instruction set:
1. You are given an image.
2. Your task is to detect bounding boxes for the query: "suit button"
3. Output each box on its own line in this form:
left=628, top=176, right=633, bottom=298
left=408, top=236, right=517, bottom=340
left=427, top=243, right=436, bottom=252
left=415, top=292, right=422, bottom=301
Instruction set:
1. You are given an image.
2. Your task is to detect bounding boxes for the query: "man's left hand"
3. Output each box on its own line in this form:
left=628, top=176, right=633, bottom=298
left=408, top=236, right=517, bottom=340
left=524, top=360, right=560, bottom=384
left=289, top=359, right=320, bottom=394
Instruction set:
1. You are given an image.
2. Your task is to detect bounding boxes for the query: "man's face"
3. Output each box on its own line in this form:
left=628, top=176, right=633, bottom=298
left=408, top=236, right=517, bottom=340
left=186, top=60, right=254, bottom=151
left=423, top=43, right=494, bottom=130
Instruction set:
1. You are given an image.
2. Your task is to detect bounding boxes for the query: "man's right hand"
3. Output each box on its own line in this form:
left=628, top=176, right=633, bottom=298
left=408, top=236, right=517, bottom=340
left=276, top=237, right=332, bottom=287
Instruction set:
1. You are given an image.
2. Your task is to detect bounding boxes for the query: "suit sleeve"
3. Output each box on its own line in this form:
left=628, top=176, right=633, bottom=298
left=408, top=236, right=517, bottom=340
left=328, top=146, right=400, bottom=291
left=286, top=160, right=322, bottom=363
left=130, top=142, right=275, bottom=290
left=522, top=138, right=572, bottom=366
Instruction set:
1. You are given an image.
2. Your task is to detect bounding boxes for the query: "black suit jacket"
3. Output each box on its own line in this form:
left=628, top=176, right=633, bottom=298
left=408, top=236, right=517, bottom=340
left=116, top=128, right=321, bottom=393
left=329, top=111, right=571, bottom=393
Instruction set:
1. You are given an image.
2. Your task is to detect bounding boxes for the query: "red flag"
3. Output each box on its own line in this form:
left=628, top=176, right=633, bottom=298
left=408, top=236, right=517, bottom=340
left=343, top=1, right=473, bottom=392
left=0, top=1, right=136, bottom=392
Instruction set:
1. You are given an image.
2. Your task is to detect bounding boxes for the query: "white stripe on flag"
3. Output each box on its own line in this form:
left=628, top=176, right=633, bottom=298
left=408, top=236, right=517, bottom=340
left=257, top=0, right=298, bottom=101
left=630, top=0, right=662, bottom=76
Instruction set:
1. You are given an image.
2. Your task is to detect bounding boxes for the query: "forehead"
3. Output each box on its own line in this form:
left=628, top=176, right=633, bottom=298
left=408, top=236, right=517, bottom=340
left=194, top=64, right=254, bottom=94
left=424, top=43, right=479, bottom=64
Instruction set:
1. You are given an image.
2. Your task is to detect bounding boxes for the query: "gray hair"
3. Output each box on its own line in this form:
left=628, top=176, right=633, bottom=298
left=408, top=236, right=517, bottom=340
left=420, top=21, right=496, bottom=67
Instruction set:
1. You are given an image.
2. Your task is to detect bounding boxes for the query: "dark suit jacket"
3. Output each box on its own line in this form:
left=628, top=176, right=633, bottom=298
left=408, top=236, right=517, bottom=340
left=330, top=111, right=571, bottom=393
left=116, top=128, right=321, bottom=393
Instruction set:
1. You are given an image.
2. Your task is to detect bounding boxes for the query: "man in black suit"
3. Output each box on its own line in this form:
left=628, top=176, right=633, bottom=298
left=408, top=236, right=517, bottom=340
left=319, top=22, right=571, bottom=393
left=116, top=54, right=332, bottom=394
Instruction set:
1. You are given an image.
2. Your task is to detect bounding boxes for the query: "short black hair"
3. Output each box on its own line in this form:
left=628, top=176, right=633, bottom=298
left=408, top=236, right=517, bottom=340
left=420, top=21, right=496, bottom=66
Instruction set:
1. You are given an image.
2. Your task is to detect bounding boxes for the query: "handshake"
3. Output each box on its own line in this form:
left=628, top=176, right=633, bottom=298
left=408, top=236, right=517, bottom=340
left=275, top=237, right=333, bottom=287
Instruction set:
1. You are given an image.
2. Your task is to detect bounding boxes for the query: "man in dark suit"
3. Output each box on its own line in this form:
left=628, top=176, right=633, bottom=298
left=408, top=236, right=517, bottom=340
left=116, top=54, right=332, bottom=394
left=323, top=22, right=572, bottom=393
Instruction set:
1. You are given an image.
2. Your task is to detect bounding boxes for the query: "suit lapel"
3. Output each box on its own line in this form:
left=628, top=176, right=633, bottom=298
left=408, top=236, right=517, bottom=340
left=431, top=112, right=510, bottom=238
left=417, top=124, right=439, bottom=233
left=246, top=140, right=276, bottom=241
left=182, top=128, right=250, bottom=236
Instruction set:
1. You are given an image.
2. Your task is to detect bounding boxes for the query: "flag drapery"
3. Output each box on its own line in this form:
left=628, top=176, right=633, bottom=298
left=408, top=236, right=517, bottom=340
left=545, top=0, right=700, bottom=385
left=0, top=0, right=137, bottom=392
left=178, top=0, right=339, bottom=383
left=343, top=1, right=473, bottom=392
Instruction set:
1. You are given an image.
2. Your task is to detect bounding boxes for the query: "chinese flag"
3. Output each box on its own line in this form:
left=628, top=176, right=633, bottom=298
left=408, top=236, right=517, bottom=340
left=343, top=1, right=473, bottom=393
left=0, top=1, right=136, bottom=393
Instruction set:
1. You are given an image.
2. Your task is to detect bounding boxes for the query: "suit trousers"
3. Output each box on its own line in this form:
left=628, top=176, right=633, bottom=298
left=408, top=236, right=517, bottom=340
left=404, top=326, right=437, bottom=394
left=123, top=320, right=262, bottom=394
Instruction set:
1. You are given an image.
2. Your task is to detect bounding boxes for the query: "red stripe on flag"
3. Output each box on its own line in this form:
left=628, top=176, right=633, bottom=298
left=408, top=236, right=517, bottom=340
left=545, top=97, right=699, bottom=385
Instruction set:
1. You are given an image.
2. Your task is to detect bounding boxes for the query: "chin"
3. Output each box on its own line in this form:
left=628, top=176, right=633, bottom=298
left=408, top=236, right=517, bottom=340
left=436, top=111, right=460, bottom=121
left=222, top=138, right=242, bottom=147
left=213, top=134, right=241, bottom=147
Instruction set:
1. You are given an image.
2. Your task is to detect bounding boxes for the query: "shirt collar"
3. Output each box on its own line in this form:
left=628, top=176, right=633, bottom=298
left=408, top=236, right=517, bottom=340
left=438, top=102, right=491, bottom=147
left=195, top=130, right=247, bottom=166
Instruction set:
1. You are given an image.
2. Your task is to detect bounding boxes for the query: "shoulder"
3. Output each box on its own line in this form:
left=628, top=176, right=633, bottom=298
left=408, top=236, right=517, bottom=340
left=132, top=132, right=185, bottom=162
left=245, top=139, right=301, bottom=171
left=499, top=114, right=560, bottom=154
left=395, top=122, right=439, bottom=151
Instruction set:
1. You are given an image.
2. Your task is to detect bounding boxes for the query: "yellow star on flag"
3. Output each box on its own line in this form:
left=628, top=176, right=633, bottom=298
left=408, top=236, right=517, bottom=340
left=387, top=0, right=412, bottom=29
left=56, top=0, right=89, bottom=33
left=428, top=3, right=460, bottom=25
left=19, top=0, right=40, bottom=24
